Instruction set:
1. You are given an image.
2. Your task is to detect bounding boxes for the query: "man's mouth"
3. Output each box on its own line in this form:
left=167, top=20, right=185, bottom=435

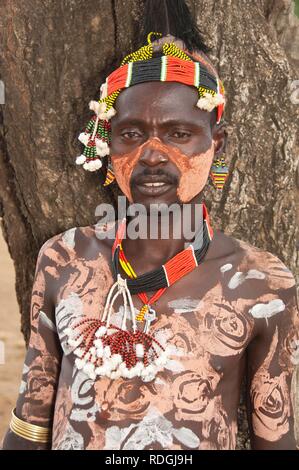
left=134, top=177, right=175, bottom=196
left=142, top=182, right=167, bottom=187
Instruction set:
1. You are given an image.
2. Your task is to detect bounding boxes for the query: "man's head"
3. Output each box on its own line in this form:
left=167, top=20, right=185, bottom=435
left=76, top=33, right=227, bottom=206
left=110, top=79, right=226, bottom=207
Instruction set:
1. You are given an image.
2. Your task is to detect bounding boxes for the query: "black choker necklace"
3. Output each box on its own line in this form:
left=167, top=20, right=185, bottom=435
left=111, top=202, right=214, bottom=295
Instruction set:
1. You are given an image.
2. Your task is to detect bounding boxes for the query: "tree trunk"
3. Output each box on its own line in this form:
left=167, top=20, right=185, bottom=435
left=0, top=0, right=298, bottom=450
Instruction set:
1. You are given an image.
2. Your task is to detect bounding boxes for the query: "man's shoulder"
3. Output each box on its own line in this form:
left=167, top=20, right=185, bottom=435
left=225, top=232, right=296, bottom=289
left=39, top=224, right=94, bottom=251
left=37, top=222, right=116, bottom=262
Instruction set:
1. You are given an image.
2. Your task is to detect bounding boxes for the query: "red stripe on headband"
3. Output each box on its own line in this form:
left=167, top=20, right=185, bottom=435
left=166, top=56, right=196, bottom=86
left=107, top=63, right=128, bottom=96
left=105, top=57, right=224, bottom=122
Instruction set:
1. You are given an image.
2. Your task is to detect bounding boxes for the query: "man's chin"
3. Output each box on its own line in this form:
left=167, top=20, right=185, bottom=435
left=130, top=187, right=180, bottom=210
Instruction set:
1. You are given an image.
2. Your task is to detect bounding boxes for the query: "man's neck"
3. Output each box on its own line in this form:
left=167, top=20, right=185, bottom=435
left=121, top=197, right=205, bottom=275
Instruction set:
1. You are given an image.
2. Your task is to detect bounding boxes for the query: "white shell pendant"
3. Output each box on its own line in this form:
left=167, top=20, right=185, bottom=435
left=66, top=275, right=170, bottom=382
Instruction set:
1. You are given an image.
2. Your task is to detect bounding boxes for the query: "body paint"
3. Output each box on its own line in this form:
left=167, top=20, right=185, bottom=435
left=249, top=298, right=285, bottom=321
left=250, top=327, right=291, bottom=441
left=228, top=269, right=266, bottom=290
left=111, top=137, right=215, bottom=203
left=62, top=227, right=77, bottom=249
left=111, top=145, right=144, bottom=202
left=176, top=144, right=214, bottom=202
left=103, top=406, right=200, bottom=450
left=167, top=297, right=203, bottom=314
left=220, top=263, right=233, bottom=273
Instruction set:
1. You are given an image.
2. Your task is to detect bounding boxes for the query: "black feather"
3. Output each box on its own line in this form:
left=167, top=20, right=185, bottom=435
left=138, top=0, right=210, bottom=54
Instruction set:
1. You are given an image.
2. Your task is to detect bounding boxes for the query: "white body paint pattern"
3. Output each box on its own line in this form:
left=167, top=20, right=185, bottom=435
left=70, top=369, right=100, bottom=422
left=249, top=298, right=285, bottom=320
left=55, top=292, right=84, bottom=354
left=25, top=225, right=299, bottom=450
left=155, top=377, right=167, bottom=386
left=168, top=297, right=203, bottom=314
left=54, top=421, right=84, bottom=450
left=290, top=339, right=299, bottom=365
left=220, top=263, right=233, bottom=273
left=62, top=228, right=77, bottom=250
left=19, top=363, right=29, bottom=394
left=40, top=310, right=57, bottom=332
left=104, top=406, right=200, bottom=450
left=228, top=269, right=266, bottom=289
left=112, top=305, right=139, bottom=326
left=153, top=328, right=187, bottom=372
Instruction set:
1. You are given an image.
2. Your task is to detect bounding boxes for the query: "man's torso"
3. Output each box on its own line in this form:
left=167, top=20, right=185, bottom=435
left=33, top=225, right=294, bottom=450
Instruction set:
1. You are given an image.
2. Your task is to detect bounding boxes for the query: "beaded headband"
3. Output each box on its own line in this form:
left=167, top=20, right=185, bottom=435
left=76, top=32, right=226, bottom=175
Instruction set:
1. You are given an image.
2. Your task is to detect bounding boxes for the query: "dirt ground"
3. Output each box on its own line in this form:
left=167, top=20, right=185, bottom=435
left=0, top=232, right=25, bottom=442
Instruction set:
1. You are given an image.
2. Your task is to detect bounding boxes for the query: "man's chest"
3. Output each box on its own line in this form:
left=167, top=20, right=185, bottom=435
left=52, top=255, right=257, bottom=450
left=54, top=256, right=255, bottom=382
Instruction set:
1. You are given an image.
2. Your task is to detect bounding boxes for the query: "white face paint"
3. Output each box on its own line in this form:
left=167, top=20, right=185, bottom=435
left=220, top=263, right=233, bottom=273
left=168, top=297, right=203, bottom=314
left=248, top=298, right=285, bottom=324
left=62, top=227, right=76, bottom=249
left=228, top=269, right=266, bottom=289
left=104, top=406, right=200, bottom=450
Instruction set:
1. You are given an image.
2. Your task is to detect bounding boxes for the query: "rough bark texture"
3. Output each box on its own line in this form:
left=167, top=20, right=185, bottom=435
left=0, top=0, right=298, bottom=450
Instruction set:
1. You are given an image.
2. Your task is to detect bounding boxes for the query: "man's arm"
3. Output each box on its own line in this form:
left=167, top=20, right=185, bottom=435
left=2, top=238, right=63, bottom=450
left=247, top=278, right=299, bottom=450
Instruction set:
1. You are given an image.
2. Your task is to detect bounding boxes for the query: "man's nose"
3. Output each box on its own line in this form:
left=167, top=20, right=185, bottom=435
left=139, top=143, right=168, bottom=167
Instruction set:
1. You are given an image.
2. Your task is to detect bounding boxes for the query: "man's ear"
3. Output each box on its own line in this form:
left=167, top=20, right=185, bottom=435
left=212, top=121, right=228, bottom=157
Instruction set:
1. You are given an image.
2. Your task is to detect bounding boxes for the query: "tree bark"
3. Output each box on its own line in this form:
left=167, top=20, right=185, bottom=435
left=0, top=0, right=298, bottom=449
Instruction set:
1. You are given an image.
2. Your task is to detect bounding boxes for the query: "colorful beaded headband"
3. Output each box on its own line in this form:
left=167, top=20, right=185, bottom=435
left=76, top=32, right=226, bottom=175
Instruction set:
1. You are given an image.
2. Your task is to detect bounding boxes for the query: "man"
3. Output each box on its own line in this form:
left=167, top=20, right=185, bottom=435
left=2, top=14, right=299, bottom=450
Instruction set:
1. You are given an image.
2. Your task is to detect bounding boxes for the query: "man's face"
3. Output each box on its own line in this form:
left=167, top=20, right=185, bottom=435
left=110, top=81, right=225, bottom=207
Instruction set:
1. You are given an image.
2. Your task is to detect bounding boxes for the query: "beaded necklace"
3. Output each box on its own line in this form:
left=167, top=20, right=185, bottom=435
left=112, top=202, right=213, bottom=333
left=66, top=203, right=213, bottom=382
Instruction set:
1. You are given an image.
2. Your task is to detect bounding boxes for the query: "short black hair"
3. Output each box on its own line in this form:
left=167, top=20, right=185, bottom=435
left=138, top=0, right=210, bottom=54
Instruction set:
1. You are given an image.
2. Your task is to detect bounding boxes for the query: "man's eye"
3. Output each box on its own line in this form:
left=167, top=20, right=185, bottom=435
left=121, top=131, right=141, bottom=139
left=171, top=131, right=191, bottom=139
